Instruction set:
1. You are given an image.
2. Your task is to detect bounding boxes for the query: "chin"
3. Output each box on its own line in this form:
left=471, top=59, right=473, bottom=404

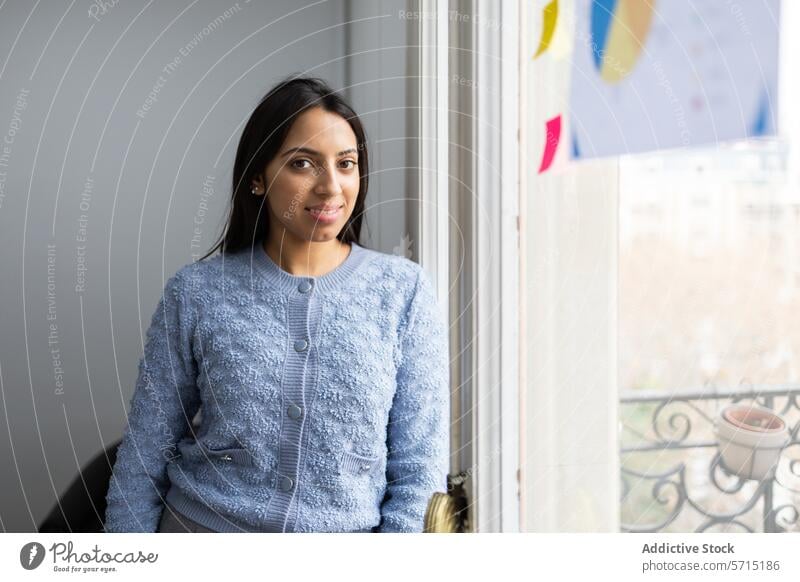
left=288, top=227, right=334, bottom=242
left=309, top=231, right=340, bottom=242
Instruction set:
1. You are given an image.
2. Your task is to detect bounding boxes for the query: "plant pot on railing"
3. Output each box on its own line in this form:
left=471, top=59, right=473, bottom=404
left=713, top=403, right=790, bottom=481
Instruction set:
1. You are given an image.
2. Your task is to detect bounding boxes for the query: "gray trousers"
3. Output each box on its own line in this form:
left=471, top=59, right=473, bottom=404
left=157, top=503, right=377, bottom=533
left=157, top=504, right=217, bottom=533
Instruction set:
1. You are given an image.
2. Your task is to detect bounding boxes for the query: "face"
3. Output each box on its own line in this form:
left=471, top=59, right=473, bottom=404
left=251, top=106, right=360, bottom=245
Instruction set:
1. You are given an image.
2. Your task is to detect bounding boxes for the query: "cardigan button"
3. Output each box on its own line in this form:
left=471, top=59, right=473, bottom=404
left=279, top=476, right=294, bottom=492
left=287, top=404, right=303, bottom=420
left=294, top=339, right=308, bottom=352
left=298, top=280, right=313, bottom=293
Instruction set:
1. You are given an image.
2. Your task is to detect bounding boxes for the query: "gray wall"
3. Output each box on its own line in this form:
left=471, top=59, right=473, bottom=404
left=0, top=0, right=413, bottom=531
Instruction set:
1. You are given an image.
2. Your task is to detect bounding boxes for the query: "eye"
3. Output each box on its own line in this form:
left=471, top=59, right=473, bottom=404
left=291, top=158, right=313, bottom=170
left=339, top=159, right=357, bottom=170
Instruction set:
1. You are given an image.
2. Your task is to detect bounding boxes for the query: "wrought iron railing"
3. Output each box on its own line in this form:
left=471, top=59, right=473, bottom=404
left=620, top=384, right=800, bottom=532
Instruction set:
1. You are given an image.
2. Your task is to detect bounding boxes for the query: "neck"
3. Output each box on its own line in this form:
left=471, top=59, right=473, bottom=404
left=262, top=231, right=352, bottom=277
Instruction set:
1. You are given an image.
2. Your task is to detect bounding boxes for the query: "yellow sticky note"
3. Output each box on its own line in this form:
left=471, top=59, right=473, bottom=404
left=534, top=0, right=559, bottom=59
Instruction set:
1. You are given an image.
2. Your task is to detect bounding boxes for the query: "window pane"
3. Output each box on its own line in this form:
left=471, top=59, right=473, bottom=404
left=619, top=0, right=800, bottom=533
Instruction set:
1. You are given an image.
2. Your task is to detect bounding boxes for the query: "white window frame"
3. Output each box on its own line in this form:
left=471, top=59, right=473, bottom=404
left=414, top=0, right=522, bottom=532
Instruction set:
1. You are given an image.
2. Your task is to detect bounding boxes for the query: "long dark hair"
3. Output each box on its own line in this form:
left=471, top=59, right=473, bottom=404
left=198, top=75, right=369, bottom=261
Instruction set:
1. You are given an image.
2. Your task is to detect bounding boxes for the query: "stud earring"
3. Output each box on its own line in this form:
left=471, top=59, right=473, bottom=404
left=251, top=186, right=259, bottom=195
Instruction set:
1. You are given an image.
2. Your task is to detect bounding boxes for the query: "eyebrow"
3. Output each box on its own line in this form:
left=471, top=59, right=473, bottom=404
left=280, top=146, right=357, bottom=158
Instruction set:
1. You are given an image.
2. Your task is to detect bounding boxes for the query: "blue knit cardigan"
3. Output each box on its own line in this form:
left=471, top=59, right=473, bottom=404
left=104, top=242, right=450, bottom=533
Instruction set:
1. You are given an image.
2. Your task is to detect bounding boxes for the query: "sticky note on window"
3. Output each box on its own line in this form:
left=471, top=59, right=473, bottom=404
left=538, top=115, right=561, bottom=173
left=534, top=0, right=559, bottom=59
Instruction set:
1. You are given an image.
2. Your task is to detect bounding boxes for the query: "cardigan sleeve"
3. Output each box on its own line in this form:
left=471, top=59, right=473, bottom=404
left=377, top=266, right=450, bottom=533
left=104, top=270, right=201, bottom=532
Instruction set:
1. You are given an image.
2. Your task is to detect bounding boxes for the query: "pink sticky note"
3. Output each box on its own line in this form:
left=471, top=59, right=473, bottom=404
left=538, top=115, right=561, bottom=173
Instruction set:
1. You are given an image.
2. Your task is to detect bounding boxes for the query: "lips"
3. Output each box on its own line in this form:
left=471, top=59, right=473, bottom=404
left=305, top=204, right=344, bottom=224
left=305, top=204, right=343, bottom=212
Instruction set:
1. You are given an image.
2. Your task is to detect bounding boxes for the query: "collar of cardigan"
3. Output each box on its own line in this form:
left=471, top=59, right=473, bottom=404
left=246, top=240, right=369, bottom=294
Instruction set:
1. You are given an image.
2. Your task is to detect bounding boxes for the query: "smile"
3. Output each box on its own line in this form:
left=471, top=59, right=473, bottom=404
left=305, top=205, right=343, bottom=223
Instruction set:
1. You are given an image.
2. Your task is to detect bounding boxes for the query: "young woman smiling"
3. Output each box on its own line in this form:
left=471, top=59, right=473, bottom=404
left=104, top=76, right=450, bottom=533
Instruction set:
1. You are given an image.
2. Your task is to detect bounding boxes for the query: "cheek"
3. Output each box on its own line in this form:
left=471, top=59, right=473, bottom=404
left=343, top=173, right=360, bottom=198
left=268, top=171, right=312, bottom=208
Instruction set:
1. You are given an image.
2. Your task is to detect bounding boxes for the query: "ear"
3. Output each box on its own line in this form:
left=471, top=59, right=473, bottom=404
left=250, top=171, right=265, bottom=195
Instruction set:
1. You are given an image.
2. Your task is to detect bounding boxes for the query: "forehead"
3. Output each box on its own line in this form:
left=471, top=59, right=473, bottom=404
left=283, top=107, right=357, bottom=151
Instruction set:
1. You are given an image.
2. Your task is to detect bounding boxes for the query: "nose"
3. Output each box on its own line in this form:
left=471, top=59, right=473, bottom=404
left=313, top=162, right=343, bottom=196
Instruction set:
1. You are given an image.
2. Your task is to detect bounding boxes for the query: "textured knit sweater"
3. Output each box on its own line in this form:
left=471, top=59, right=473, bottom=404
left=103, top=241, right=450, bottom=533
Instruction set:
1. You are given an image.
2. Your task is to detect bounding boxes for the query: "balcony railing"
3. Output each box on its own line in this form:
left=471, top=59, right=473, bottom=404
left=620, top=384, right=800, bottom=533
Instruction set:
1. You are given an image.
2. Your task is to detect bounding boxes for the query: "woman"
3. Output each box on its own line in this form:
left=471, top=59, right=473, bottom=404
left=103, top=76, right=450, bottom=533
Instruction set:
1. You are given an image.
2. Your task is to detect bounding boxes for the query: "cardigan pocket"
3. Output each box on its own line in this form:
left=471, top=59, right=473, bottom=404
left=339, top=450, right=383, bottom=477
left=178, top=439, right=254, bottom=467
left=200, top=442, right=254, bottom=466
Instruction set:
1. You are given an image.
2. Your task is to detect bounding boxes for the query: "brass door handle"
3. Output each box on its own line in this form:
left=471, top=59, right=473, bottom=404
left=423, top=472, right=470, bottom=532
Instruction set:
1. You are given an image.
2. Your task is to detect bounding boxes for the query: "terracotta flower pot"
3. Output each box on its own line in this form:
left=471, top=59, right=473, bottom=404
left=713, top=403, right=789, bottom=480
